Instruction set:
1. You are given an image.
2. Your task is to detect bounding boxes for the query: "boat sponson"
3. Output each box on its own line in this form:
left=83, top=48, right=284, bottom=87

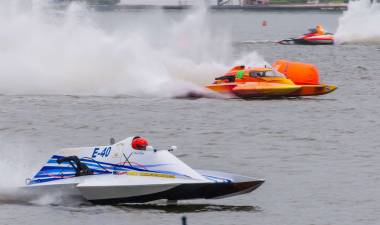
left=285, top=84, right=337, bottom=96
left=293, top=38, right=334, bottom=45
left=89, top=180, right=264, bottom=204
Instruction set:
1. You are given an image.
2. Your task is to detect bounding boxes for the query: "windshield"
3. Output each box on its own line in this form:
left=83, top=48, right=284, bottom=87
left=249, top=70, right=285, bottom=78
left=271, top=70, right=286, bottom=77
left=308, top=28, right=317, bottom=34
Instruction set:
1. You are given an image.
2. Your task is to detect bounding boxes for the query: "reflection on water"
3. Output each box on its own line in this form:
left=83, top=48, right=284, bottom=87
left=117, top=203, right=261, bottom=213
left=0, top=201, right=260, bottom=214
left=0, top=199, right=35, bottom=206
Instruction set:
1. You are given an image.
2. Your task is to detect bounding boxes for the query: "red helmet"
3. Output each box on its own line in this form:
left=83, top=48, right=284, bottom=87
left=132, top=137, right=148, bottom=150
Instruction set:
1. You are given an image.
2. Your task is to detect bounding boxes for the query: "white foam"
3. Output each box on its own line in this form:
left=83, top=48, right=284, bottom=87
left=336, top=0, right=380, bottom=44
left=0, top=137, right=43, bottom=204
left=0, top=136, right=88, bottom=206
left=0, top=0, right=266, bottom=97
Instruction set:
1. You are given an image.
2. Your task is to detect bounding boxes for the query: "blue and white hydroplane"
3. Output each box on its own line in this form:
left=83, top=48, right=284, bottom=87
left=25, top=137, right=264, bottom=204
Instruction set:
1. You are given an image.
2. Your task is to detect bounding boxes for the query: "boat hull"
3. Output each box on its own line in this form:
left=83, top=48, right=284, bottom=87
left=79, top=170, right=264, bottom=204
left=25, top=170, right=264, bottom=204
left=293, top=38, right=334, bottom=45
left=285, top=84, right=337, bottom=96
left=279, top=34, right=334, bottom=45
left=88, top=180, right=264, bottom=204
left=206, top=82, right=301, bottom=98
left=206, top=83, right=237, bottom=94
left=232, top=83, right=301, bottom=98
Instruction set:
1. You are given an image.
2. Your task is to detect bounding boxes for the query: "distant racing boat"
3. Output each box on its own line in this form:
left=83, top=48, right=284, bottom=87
left=279, top=25, right=334, bottom=45
left=206, top=60, right=336, bottom=98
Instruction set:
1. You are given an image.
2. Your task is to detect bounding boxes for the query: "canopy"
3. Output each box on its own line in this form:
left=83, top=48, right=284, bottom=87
left=272, top=60, right=320, bottom=85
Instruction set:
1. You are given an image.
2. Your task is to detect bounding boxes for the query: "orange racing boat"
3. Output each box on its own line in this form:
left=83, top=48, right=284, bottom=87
left=272, top=60, right=337, bottom=97
left=206, top=61, right=336, bottom=98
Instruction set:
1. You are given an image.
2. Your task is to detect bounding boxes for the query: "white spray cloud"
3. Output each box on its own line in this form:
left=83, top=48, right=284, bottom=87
left=0, top=0, right=265, bottom=97
left=0, top=136, right=87, bottom=206
left=336, top=0, right=380, bottom=44
left=0, top=138, right=40, bottom=203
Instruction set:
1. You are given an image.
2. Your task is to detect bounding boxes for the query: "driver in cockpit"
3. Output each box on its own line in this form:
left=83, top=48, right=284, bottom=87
left=132, top=137, right=149, bottom=150
left=315, top=25, right=325, bottom=35
left=309, top=24, right=325, bottom=35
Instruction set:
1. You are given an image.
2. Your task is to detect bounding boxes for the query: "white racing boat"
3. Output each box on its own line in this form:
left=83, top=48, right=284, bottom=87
left=25, top=137, right=264, bottom=204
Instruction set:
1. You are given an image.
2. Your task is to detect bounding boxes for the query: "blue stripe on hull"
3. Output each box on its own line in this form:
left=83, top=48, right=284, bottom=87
left=30, top=155, right=186, bottom=185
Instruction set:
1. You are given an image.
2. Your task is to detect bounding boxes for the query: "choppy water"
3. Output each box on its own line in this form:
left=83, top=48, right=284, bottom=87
left=1, top=5, right=380, bottom=225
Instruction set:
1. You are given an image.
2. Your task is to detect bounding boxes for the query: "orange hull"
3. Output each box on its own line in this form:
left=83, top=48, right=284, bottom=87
left=232, top=83, right=301, bottom=98
left=206, top=82, right=301, bottom=98
left=284, top=84, right=337, bottom=97
left=206, top=83, right=237, bottom=94
left=206, top=62, right=337, bottom=99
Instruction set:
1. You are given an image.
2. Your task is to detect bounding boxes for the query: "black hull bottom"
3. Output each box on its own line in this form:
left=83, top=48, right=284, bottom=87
left=90, top=180, right=264, bottom=205
left=279, top=39, right=334, bottom=45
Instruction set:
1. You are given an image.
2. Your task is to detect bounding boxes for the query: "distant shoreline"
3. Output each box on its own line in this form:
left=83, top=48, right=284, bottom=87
left=90, top=3, right=347, bottom=11
left=211, top=3, right=347, bottom=11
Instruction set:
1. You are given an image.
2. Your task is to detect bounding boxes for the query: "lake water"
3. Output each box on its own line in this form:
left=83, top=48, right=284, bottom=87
left=0, top=3, right=380, bottom=225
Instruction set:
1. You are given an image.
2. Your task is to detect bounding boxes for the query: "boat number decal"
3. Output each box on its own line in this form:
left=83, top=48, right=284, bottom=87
left=92, top=147, right=112, bottom=158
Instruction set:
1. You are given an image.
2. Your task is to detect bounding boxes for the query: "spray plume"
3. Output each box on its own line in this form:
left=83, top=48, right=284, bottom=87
left=0, top=0, right=267, bottom=97
left=336, top=0, right=380, bottom=44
